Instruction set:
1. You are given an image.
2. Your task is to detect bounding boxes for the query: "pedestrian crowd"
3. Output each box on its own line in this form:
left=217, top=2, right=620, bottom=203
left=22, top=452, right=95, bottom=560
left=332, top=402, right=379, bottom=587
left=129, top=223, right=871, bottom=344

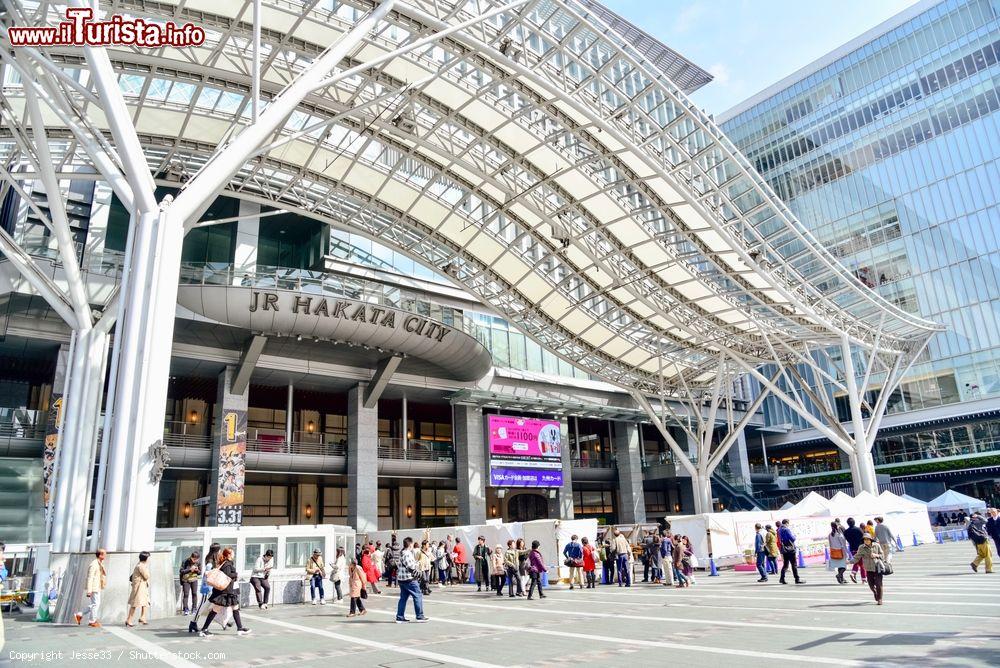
left=64, top=507, right=1000, bottom=631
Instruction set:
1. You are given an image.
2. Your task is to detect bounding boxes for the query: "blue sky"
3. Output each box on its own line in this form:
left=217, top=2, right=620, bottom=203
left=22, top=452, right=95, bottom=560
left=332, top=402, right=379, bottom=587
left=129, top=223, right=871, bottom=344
left=604, top=0, right=921, bottom=115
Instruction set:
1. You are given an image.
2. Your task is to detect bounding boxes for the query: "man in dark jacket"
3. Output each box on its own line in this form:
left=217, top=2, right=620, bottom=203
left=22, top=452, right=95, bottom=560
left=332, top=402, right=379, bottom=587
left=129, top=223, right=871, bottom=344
left=777, top=519, right=804, bottom=585
left=969, top=512, right=994, bottom=573
left=641, top=531, right=655, bottom=582
left=472, top=537, right=490, bottom=592
left=753, top=523, right=768, bottom=582
left=844, top=517, right=866, bottom=583
left=385, top=535, right=401, bottom=587
left=986, top=509, right=1000, bottom=557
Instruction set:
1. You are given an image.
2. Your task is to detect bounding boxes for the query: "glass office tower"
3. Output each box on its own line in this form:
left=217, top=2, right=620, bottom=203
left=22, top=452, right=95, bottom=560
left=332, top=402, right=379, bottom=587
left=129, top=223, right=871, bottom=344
left=720, top=0, right=1000, bottom=499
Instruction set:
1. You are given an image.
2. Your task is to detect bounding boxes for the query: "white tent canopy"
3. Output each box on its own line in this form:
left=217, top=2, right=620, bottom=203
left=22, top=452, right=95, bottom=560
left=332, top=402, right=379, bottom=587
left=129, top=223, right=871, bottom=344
left=788, top=491, right=834, bottom=516
left=879, top=490, right=926, bottom=513
left=900, top=493, right=927, bottom=506
left=666, top=490, right=935, bottom=561
left=926, top=490, right=987, bottom=514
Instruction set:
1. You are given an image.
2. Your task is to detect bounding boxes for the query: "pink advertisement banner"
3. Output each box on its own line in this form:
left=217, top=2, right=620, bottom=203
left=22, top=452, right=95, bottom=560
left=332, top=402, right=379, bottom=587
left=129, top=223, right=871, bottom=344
left=487, top=415, right=562, bottom=458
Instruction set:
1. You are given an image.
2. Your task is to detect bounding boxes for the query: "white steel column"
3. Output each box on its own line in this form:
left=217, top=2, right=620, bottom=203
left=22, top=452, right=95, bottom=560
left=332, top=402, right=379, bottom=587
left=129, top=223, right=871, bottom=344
left=99, top=206, right=183, bottom=551
left=89, top=2, right=397, bottom=551
left=49, top=328, right=109, bottom=552
left=841, top=336, right=879, bottom=494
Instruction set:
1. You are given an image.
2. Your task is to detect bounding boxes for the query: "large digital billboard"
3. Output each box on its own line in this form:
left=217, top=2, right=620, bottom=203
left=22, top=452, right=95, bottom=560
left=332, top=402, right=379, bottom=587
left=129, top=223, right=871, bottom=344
left=487, top=415, right=563, bottom=487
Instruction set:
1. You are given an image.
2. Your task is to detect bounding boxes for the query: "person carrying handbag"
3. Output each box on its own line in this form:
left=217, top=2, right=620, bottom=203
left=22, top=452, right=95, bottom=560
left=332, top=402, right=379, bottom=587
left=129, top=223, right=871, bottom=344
left=347, top=559, right=368, bottom=617
left=331, top=547, right=347, bottom=602
left=562, top=535, right=584, bottom=590
left=851, top=534, right=887, bottom=605
left=199, top=547, right=251, bottom=636
left=306, top=548, right=326, bottom=605
left=828, top=522, right=850, bottom=584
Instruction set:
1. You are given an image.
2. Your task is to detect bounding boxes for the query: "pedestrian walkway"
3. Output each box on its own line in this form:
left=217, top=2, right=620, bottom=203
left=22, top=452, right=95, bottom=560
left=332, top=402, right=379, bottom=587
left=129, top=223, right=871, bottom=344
left=2, top=541, right=998, bottom=666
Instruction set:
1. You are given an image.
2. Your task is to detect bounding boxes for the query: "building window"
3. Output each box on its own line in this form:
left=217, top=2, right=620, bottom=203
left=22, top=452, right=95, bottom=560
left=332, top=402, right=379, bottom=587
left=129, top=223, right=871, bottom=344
left=378, top=488, right=395, bottom=526
left=321, top=487, right=347, bottom=523
left=285, top=537, right=323, bottom=568
left=243, top=485, right=289, bottom=521
left=244, top=539, right=277, bottom=572
left=418, top=489, right=458, bottom=527
left=573, top=490, right=615, bottom=518
left=644, top=491, right=668, bottom=516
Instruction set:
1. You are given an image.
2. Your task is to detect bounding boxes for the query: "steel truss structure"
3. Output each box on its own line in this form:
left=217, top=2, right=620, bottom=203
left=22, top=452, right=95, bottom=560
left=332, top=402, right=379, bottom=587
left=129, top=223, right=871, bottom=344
left=0, top=0, right=942, bottom=546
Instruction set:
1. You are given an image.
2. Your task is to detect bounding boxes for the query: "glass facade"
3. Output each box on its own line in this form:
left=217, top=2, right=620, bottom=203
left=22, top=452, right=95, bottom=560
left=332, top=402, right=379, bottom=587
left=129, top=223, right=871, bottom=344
left=722, top=0, right=1000, bottom=435
left=329, top=229, right=591, bottom=380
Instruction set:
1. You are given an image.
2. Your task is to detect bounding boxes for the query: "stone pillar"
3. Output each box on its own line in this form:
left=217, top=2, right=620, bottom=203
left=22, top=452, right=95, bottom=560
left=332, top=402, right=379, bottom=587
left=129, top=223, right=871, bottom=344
left=453, top=403, right=486, bottom=525
left=614, top=421, right=646, bottom=524
left=209, top=366, right=248, bottom=526
left=347, top=384, right=378, bottom=533
left=548, top=420, right=574, bottom=520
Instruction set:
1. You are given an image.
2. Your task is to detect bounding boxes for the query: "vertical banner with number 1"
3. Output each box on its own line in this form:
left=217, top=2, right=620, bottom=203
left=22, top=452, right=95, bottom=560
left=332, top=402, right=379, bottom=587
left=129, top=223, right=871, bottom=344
left=42, top=395, right=63, bottom=520
left=215, top=408, right=247, bottom=526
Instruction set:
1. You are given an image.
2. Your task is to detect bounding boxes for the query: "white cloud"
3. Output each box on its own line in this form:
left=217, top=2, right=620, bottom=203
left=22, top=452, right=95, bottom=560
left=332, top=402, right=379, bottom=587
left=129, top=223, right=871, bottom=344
left=708, top=63, right=731, bottom=86
left=675, top=3, right=706, bottom=33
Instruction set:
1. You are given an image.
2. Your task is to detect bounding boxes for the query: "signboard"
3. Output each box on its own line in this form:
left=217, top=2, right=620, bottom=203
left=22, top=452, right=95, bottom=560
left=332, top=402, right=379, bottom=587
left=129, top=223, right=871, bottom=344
left=488, top=415, right=564, bottom=488
left=42, top=395, right=63, bottom=519
left=213, top=408, right=247, bottom=526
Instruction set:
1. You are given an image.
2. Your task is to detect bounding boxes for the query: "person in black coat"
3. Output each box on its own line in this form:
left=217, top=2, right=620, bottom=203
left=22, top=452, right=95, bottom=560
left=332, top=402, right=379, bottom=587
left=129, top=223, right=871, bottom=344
left=200, top=548, right=251, bottom=636
left=843, top=517, right=866, bottom=583
left=987, top=509, right=1000, bottom=557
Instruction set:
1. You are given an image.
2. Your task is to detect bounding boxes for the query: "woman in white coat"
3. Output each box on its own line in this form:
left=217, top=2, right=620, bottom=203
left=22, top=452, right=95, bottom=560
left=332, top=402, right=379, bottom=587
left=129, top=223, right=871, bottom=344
left=331, top=547, right=348, bottom=602
left=828, top=521, right=850, bottom=584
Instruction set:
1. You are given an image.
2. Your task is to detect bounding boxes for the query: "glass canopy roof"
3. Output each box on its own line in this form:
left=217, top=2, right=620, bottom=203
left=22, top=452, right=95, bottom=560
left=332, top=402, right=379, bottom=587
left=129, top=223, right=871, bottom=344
left=0, top=0, right=942, bottom=394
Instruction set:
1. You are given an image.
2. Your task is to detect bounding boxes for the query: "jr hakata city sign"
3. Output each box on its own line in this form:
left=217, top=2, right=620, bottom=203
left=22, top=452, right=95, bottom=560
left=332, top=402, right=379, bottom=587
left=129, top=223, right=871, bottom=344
left=249, top=290, right=453, bottom=343
left=488, top=415, right=564, bottom=488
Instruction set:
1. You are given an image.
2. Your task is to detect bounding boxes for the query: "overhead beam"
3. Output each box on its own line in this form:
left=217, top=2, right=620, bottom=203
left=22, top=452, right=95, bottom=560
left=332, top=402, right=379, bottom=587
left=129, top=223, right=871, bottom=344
left=231, top=334, right=268, bottom=395
left=364, top=354, right=403, bottom=409
left=0, top=226, right=79, bottom=326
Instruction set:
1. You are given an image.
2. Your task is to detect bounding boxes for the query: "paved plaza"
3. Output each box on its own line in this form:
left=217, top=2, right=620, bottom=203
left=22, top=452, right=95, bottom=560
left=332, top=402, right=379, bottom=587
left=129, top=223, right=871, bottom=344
left=3, top=540, right=998, bottom=667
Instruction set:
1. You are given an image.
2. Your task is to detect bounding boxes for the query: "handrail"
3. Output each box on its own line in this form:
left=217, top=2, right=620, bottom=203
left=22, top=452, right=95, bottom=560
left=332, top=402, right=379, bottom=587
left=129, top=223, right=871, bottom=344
left=0, top=422, right=47, bottom=439
left=571, top=457, right=615, bottom=469
left=377, top=445, right=455, bottom=462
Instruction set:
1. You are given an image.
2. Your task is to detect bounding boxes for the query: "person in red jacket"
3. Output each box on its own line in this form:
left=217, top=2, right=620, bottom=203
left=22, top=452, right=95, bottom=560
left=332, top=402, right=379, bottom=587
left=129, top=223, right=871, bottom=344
left=361, top=546, right=382, bottom=594
left=581, top=537, right=597, bottom=589
left=452, top=538, right=469, bottom=585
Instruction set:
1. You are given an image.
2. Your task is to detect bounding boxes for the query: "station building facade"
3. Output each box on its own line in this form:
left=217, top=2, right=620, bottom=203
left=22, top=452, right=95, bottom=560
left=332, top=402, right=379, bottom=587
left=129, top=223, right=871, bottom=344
left=0, top=7, right=778, bottom=543
left=0, top=188, right=765, bottom=541
left=719, top=0, right=1000, bottom=503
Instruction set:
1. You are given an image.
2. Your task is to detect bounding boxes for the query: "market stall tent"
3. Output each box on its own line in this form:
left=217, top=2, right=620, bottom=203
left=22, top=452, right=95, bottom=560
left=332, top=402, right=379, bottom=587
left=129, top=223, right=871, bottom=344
left=926, top=490, right=987, bottom=514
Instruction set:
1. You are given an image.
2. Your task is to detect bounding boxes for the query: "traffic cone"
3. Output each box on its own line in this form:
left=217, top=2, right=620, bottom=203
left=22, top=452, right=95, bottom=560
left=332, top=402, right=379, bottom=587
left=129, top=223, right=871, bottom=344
left=896, top=535, right=904, bottom=550
left=708, top=556, right=719, bottom=576
left=541, top=571, right=549, bottom=587
left=797, top=548, right=807, bottom=568
left=469, top=566, right=476, bottom=584
left=912, top=531, right=919, bottom=547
